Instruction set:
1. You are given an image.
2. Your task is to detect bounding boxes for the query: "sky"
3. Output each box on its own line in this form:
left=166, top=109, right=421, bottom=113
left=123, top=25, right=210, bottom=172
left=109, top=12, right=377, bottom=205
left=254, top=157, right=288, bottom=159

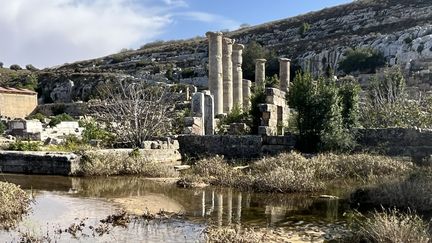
left=0, top=0, right=352, bottom=68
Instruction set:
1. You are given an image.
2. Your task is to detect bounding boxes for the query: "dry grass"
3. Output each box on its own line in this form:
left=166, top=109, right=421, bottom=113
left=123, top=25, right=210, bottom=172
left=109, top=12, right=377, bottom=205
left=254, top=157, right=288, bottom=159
left=181, top=152, right=412, bottom=193
left=351, top=167, right=432, bottom=212
left=0, top=182, right=31, bottom=230
left=354, top=208, right=431, bottom=243
left=77, top=151, right=179, bottom=177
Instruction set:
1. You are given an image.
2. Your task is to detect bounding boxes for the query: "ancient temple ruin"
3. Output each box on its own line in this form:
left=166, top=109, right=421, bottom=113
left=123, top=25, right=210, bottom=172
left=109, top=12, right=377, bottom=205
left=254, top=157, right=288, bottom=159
left=184, top=31, right=291, bottom=136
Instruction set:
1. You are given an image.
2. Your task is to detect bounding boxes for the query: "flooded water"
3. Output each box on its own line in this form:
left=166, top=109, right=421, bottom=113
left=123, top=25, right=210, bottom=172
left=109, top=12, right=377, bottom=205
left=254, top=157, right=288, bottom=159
left=0, top=174, right=352, bottom=242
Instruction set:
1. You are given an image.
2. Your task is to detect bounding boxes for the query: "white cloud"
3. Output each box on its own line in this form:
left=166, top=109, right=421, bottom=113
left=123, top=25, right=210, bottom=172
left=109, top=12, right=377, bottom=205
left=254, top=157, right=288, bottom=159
left=0, top=0, right=240, bottom=68
left=174, top=11, right=240, bottom=30
left=0, top=0, right=172, bottom=68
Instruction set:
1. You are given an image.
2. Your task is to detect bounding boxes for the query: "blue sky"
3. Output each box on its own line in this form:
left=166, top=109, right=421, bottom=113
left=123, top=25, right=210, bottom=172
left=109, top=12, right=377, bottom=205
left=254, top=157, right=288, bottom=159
left=0, top=0, right=351, bottom=68
left=159, top=0, right=352, bottom=40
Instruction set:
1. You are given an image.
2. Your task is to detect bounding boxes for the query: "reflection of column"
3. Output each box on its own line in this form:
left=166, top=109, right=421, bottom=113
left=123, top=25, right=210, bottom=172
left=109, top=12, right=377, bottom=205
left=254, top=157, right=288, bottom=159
left=326, top=199, right=339, bottom=222
left=223, top=38, right=234, bottom=113
left=279, top=58, right=291, bottom=93
left=206, top=31, right=224, bottom=115
left=255, top=59, right=266, bottom=88
left=245, top=192, right=251, bottom=209
left=202, top=191, right=206, bottom=217
left=227, top=189, right=233, bottom=225
left=236, top=193, right=242, bottom=225
left=232, top=44, right=245, bottom=108
left=207, top=190, right=215, bottom=215
left=217, top=194, right=223, bottom=226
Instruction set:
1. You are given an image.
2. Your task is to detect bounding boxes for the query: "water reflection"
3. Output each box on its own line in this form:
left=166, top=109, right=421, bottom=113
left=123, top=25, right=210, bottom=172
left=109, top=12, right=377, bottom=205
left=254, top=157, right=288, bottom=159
left=1, top=174, right=349, bottom=229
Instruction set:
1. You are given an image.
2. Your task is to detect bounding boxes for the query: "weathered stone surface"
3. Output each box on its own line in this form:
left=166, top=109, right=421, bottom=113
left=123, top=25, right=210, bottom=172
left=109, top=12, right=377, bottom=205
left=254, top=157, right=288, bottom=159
left=242, top=79, right=252, bottom=110
left=228, top=123, right=249, bottom=135
left=178, top=135, right=262, bottom=159
left=279, top=58, right=291, bottom=93
left=204, top=93, right=215, bottom=135
left=255, top=59, right=266, bottom=88
left=0, top=151, right=80, bottom=175
left=206, top=31, right=224, bottom=115
left=356, top=128, right=432, bottom=162
left=222, top=38, right=234, bottom=113
left=232, top=44, right=245, bottom=107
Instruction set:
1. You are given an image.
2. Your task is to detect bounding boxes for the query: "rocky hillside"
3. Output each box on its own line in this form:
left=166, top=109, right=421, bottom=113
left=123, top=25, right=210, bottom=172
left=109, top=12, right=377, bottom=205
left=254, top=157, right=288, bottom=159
left=37, top=0, right=432, bottom=102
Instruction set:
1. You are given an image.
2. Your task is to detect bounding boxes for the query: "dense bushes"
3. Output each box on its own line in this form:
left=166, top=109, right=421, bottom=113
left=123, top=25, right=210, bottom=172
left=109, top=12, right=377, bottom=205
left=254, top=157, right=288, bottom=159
left=339, top=48, right=385, bottom=74
left=288, top=72, right=360, bottom=152
left=8, top=140, right=41, bottom=151
left=352, top=209, right=431, bottom=243
left=181, top=153, right=412, bottom=193
left=361, top=67, right=432, bottom=128
left=0, top=182, right=30, bottom=230
left=48, top=113, right=74, bottom=127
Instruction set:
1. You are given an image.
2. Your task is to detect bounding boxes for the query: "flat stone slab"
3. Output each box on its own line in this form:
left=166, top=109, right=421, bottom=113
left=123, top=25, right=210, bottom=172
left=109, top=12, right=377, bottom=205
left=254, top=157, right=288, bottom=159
left=0, top=151, right=80, bottom=175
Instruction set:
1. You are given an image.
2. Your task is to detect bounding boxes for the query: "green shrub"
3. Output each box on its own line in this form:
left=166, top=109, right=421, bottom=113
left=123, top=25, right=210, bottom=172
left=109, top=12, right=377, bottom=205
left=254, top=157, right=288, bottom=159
left=338, top=48, right=385, bottom=74
left=80, top=120, right=114, bottom=146
left=181, top=68, right=195, bottom=79
left=299, top=22, right=311, bottom=37
left=8, top=140, right=41, bottom=151
left=9, top=64, right=22, bottom=71
left=361, top=67, right=432, bottom=128
left=27, top=113, right=46, bottom=122
left=288, top=72, right=357, bottom=152
left=249, top=86, right=266, bottom=134
left=49, top=113, right=74, bottom=127
left=0, top=121, right=6, bottom=134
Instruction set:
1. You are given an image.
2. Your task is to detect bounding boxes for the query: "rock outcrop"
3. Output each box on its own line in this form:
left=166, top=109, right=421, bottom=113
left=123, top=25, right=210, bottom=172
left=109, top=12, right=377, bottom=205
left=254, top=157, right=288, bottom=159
left=38, top=0, right=432, bottom=102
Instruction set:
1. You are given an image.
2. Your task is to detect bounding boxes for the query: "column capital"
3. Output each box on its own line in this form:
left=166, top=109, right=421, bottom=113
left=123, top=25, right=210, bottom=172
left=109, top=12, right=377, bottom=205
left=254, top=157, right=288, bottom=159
left=222, top=37, right=234, bottom=45
left=206, top=31, right=223, bottom=38
left=279, top=58, right=291, bottom=62
left=255, top=59, right=267, bottom=64
left=233, top=44, right=245, bottom=51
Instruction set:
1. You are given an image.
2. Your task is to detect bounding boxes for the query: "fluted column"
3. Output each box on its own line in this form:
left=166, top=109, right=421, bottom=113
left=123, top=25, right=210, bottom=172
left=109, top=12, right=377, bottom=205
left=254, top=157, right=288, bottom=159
left=223, top=38, right=234, bottom=113
left=242, top=79, right=252, bottom=110
left=255, top=59, right=266, bottom=88
left=279, top=58, right=291, bottom=93
left=232, top=44, right=245, bottom=108
left=206, top=31, right=223, bottom=115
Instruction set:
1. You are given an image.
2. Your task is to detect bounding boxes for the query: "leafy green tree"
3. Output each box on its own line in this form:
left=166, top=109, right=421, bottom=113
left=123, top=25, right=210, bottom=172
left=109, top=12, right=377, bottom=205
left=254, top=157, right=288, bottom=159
left=242, top=41, right=278, bottom=80
left=288, top=72, right=356, bottom=152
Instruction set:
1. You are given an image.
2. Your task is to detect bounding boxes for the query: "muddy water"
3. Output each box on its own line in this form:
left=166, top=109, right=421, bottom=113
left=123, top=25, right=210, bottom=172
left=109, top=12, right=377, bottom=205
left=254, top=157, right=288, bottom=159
left=0, top=174, right=352, bottom=242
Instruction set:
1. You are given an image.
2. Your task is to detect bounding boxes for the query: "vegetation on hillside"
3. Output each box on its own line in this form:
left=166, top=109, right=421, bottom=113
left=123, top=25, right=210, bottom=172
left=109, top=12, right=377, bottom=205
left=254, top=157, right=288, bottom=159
left=338, top=48, right=386, bottom=74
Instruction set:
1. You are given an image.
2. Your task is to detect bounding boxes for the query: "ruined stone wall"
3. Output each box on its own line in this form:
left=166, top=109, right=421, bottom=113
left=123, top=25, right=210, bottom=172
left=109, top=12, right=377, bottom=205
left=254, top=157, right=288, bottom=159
left=356, top=128, right=432, bottom=162
left=0, top=151, right=80, bottom=175
left=0, top=92, right=37, bottom=119
left=177, top=135, right=295, bottom=159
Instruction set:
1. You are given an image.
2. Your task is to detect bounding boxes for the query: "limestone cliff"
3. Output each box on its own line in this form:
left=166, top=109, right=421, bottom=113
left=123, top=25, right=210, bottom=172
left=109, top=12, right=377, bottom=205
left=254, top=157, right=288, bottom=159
left=40, top=0, right=432, bottom=102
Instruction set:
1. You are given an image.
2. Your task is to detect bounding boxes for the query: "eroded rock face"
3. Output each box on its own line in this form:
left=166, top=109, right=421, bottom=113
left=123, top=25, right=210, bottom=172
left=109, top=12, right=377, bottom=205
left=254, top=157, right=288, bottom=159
left=38, top=0, right=432, bottom=102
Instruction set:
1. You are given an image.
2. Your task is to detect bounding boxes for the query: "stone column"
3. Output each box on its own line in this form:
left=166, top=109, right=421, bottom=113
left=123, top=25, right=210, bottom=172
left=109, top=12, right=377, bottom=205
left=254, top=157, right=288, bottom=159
left=206, top=31, right=224, bottom=115
left=279, top=58, right=291, bottom=93
left=191, top=92, right=205, bottom=135
left=255, top=59, right=266, bottom=88
left=223, top=38, right=234, bottom=113
left=204, top=91, right=215, bottom=135
left=242, top=79, right=252, bottom=110
left=232, top=44, right=245, bottom=108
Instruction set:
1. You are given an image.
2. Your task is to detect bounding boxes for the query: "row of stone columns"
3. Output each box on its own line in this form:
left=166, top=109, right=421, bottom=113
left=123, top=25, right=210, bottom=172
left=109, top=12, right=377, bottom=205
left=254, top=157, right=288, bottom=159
left=207, top=32, right=249, bottom=115
left=254, top=58, right=291, bottom=93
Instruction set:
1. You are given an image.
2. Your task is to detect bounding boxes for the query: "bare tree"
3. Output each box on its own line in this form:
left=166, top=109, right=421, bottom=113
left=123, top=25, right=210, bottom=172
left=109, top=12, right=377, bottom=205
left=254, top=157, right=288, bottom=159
left=94, top=79, right=175, bottom=147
